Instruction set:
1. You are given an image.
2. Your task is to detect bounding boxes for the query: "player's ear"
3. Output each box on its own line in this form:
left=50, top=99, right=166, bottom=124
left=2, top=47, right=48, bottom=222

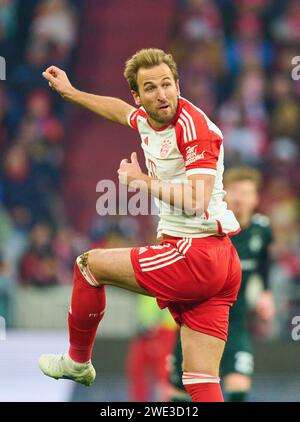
left=131, top=90, right=142, bottom=107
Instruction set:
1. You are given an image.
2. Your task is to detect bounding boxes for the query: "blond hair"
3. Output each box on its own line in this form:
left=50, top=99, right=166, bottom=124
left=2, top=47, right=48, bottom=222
left=224, top=166, right=262, bottom=190
left=124, top=48, right=179, bottom=92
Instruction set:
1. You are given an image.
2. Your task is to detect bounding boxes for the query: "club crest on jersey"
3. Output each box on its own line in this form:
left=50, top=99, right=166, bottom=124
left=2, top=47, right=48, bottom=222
left=185, top=145, right=205, bottom=165
left=160, top=139, right=172, bottom=158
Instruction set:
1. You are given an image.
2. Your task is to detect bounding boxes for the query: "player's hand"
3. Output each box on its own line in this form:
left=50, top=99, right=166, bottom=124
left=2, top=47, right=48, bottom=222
left=118, top=152, right=144, bottom=187
left=42, top=66, right=76, bottom=100
left=255, top=290, right=275, bottom=321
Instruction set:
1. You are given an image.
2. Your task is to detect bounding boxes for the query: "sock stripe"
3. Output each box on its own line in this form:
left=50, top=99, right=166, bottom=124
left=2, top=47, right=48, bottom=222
left=183, top=372, right=217, bottom=378
left=183, top=378, right=220, bottom=385
left=182, top=372, right=220, bottom=385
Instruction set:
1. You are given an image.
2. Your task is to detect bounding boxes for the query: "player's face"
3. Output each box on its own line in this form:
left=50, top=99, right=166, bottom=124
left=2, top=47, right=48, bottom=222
left=132, top=63, right=180, bottom=128
left=225, top=180, right=259, bottom=218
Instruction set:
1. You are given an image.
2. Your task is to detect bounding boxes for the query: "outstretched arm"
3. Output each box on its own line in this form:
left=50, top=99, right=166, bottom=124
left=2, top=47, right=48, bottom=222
left=42, top=66, right=136, bottom=127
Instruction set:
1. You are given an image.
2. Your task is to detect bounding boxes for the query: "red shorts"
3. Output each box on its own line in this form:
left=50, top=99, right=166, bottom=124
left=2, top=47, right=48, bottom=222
left=130, top=236, right=241, bottom=342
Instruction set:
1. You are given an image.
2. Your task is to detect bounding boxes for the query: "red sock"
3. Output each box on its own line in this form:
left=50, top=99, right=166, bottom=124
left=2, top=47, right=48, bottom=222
left=183, top=372, right=224, bottom=402
left=68, top=259, right=106, bottom=363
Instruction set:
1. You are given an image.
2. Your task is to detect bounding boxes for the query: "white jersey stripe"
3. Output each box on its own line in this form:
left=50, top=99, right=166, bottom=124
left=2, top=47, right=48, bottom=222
left=178, top=118, right=187, bottom=143
left=187, top=109, right=197, bottom=140
left=182, top=238, right=192, bottom=255
left=180, top=96, right=223, bottom=139
left=182, top=108, right=197, bottom=140
left=139, top=248, right=175, bottom=262
left=141, top=255, right=185, bottom=272
left=178, top=239, right=188, bottom=254
left=140, top=250, right=181, bottom=267
left=180, top=113, right=192, bottom=142
left=176, top=238, right=186, bottom=248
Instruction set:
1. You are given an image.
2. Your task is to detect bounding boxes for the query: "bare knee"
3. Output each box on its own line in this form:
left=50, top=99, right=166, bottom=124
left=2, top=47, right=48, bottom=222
left=87, top=249, right=105, bottom=278
left=224, top=373, right=251, bottom=392
left=77, top=249, right=106, bottom=285
left=77, top=247, right=147, bottom=294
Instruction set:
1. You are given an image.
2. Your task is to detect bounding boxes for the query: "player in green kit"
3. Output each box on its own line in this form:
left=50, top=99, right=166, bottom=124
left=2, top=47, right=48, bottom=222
left=169, top=166, right=275, bottom=402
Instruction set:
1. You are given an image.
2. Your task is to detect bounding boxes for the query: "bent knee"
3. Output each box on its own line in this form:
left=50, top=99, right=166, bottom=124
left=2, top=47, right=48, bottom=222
left=77, top=249, right=106, bottom=283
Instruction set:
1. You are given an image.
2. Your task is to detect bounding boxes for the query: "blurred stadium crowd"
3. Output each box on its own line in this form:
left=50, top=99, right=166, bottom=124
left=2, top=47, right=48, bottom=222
left=0, top=0, right=83, bottom=323
left=0, top=0, right=299, bottom=340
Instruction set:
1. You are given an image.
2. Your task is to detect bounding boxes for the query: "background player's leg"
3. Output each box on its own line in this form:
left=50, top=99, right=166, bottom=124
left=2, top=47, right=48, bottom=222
left=223, top=373, right=251, bottom=402
left=180, top=324, right=225, bottom=402
left=151, top=327, right=177, bottom=402
left=126, top=335, right=150, bottom=401
left=169, top=331, right=191, bottom=402
left=221, top=329, right=253, bottom=402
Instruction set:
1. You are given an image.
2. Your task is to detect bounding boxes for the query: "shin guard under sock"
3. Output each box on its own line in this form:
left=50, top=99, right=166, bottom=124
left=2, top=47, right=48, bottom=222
left=68, top=258, right=106, bottom=363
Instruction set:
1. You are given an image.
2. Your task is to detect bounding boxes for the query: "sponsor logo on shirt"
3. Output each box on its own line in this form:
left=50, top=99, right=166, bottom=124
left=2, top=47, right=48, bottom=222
left=185, top=145, right=205, bottom=165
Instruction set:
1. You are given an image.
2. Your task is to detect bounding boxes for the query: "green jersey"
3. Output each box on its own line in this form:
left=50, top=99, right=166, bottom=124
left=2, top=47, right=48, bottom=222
left=230, top=213, right=272, bottom=328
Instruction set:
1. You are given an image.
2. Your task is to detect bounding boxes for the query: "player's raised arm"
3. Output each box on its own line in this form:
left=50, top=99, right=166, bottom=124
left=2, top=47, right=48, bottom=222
left=42, top=66, right=136, bottom=127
